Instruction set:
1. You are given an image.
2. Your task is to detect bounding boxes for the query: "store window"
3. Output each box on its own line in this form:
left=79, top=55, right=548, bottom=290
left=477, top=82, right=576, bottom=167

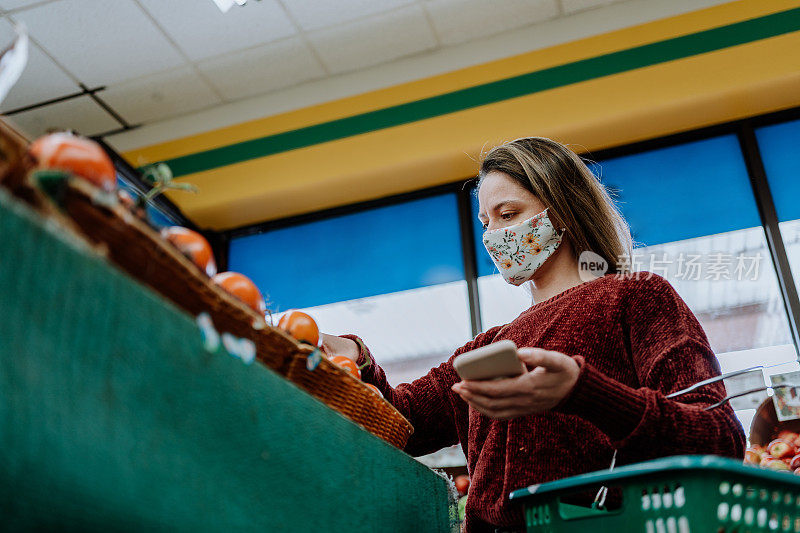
left=472, top=135, right=796, bottom=437
left=756, top=118, right=800, bottom=300
left=228, top=193, right=472, bottom=385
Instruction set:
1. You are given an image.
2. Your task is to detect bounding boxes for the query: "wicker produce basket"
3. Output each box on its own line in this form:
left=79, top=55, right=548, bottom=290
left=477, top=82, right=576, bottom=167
left=287, top=347, right=414, bottom=449
left=0, top=120, right=416, bottom=446
left=14, top=172, right=416, bottom=445
left=29, top=172, right=300, bottom=375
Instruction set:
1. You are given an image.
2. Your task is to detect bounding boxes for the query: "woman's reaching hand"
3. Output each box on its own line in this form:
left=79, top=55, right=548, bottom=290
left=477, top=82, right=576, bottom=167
left=319, top=332, right=360, bottom=362
left=451, top=347, right=580, bottom=420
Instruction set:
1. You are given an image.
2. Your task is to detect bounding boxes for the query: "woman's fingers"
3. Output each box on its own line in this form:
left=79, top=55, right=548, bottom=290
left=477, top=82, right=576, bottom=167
left=456, top=388, right=531, bottom=418
left=452, top=366, right=563, bottom=399
left=453, top=376, right=525, bottom=398
left=517, top=347, right=574, bottom=372
left=456, top=387, right=526, bottom=409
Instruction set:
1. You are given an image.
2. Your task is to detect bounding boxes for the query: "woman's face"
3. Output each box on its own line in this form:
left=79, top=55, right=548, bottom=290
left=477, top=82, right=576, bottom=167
left=477, top=170, right=547, bottom=232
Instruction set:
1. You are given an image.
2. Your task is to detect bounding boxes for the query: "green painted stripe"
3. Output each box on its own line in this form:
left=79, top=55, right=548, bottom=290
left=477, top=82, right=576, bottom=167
left=159, top=7, right=800, bottom=177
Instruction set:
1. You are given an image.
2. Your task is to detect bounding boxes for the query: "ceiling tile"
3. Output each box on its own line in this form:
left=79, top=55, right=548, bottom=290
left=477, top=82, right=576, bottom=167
left=560, top=0, right=618, bottom=14
left=281, top=0, right=415, bottom=32
left=6, top=95, right=119, bottom=138
left=100, top=66, right=222, bottom=125
left=425, top=0, right=559, bottom=46
left=197, top=37, right=325, bottom=101
left=0, top=0, right=57, bottom=10
left=308, top=5, right=437, bottom=74
left=0, top=19, right=80, bottom=112
left=137, top=0, right=296, bottom=62
left=13, top=0, right=186, bottom=86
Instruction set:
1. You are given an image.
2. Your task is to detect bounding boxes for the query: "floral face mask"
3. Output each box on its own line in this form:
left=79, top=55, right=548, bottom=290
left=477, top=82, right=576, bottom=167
left=482, top=208, right=566, bottom=286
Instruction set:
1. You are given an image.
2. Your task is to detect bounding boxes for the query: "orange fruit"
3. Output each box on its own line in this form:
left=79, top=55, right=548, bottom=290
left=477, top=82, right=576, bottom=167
left=330, top=355, right=360, bottom=379
left=212, top=272, right=265, bottom=314
left=277, top=310, right=320, bottom=347
left=30, top=132, right=116, bottom=192
left=365, top=383, right=382, bottom=398
left=161, top=226, right=217, bottom=277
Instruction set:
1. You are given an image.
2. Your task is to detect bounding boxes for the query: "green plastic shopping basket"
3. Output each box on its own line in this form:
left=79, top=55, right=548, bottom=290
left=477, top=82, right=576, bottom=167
left=509, top=455, right=800, bottom=532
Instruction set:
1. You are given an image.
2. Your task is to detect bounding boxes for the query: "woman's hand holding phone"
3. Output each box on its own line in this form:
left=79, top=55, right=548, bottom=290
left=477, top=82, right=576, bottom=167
left=451, top=347, right=580, bottom=420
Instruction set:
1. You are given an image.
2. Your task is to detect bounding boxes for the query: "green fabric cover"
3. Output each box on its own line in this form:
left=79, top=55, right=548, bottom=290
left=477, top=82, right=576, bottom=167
left=0, top=189, right=452, bottom=532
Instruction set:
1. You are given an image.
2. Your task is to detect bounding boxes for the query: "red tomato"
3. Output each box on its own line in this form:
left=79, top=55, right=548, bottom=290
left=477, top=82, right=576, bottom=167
left=211, top=272, right=265, bottom=314
left=30, top=132, right=116, bottom=192
left=277, top=310, right=320, bottom=347
left=161, top=226, right=217, bottom=277
left=455, top=475, right=470, bottom=495
left=330, top=355, right=360, bottom=379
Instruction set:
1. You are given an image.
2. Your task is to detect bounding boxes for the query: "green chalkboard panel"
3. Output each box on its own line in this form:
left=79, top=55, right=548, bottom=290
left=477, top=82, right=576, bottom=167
left=0, top=189, right=452, bottom=532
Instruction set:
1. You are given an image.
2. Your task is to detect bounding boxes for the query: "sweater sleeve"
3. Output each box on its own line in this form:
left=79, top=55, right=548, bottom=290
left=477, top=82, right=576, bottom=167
left=554, top=273, right=746, bottom=460
left=338, top=327, right=502, bottom=457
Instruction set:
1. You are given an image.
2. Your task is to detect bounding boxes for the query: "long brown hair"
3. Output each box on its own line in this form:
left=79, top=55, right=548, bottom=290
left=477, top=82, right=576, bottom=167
left=477, top=137, right=634, bottom=275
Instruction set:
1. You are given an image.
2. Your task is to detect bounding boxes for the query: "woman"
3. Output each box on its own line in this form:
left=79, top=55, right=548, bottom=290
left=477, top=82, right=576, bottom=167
left=321, top=137, right=745, bottom=533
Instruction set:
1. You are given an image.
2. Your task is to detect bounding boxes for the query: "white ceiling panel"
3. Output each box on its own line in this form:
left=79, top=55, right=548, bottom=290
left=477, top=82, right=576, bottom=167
left=0, top=19, right=80, bottom=112
left=308, top=4, right=437, bottom=74
left=281, top=0, right=415, bottom=32
left=425, top=0, right=560, bottom=46
left=13, top=0, right=186, bottom=86
left=560, top=0, right=618, bottom=14
left=197, top=36, right=325, bottom=101
left=137, top=0, right=296, bottom=62
left=6, top=95, right=118, bottom=138
left=101, top=66, right=222, bottom=125
left=0, top=0, right=57, bottom=10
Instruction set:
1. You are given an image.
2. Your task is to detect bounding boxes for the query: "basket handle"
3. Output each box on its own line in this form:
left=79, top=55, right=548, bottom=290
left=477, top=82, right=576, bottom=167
left=509, top=455, right=743, bottom=501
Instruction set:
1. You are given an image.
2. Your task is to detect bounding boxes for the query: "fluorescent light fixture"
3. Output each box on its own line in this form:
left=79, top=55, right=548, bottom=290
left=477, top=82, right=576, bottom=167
left=212, top=0, right=247, bottom=12
left=211, top=0, right=234, bottom=12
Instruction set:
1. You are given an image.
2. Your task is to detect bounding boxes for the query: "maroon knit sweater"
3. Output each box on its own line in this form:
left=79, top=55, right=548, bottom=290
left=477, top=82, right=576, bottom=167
left=340, top=272, right=745, bottom=531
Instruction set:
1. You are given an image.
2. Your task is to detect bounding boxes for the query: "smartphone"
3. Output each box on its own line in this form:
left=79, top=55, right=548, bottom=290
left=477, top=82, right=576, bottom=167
left=453, top=340, right=526, bottom=381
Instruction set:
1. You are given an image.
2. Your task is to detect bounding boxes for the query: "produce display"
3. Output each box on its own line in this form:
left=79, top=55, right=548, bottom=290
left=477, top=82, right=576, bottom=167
left=744, top=430, right=800, bottom=474
left=278, top=310, right=383, bottom=399
left=0, top=180, right=450, bottom=531
left=0, top=126, right=412, bottom=449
